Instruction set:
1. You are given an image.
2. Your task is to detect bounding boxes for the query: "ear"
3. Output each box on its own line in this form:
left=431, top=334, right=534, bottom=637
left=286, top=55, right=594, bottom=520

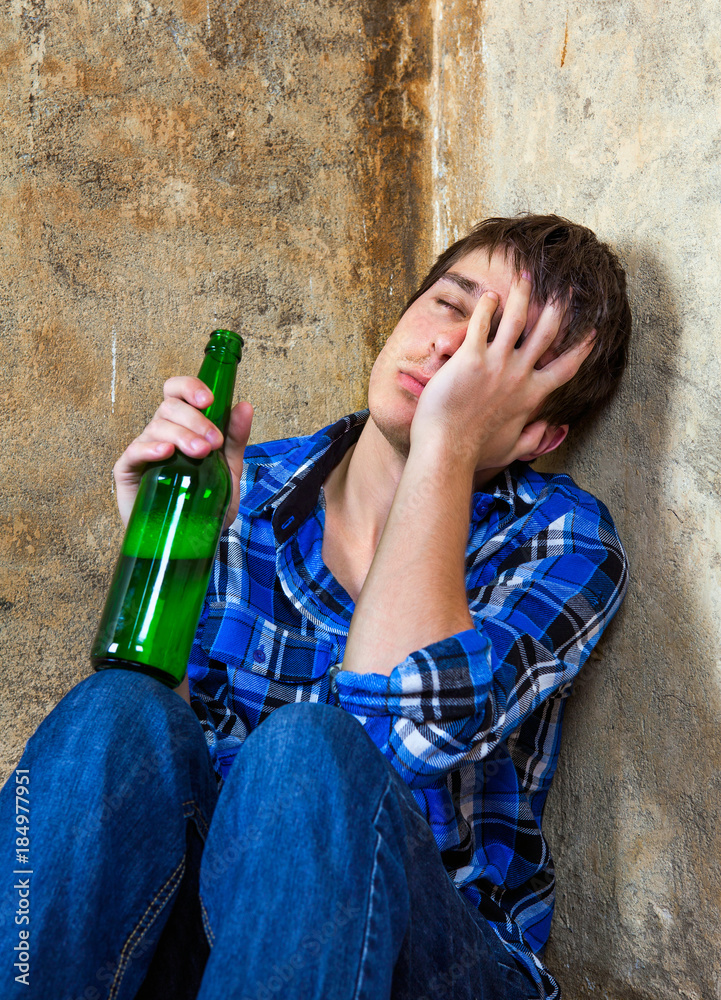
left=516, top=421, right=569, bottom=463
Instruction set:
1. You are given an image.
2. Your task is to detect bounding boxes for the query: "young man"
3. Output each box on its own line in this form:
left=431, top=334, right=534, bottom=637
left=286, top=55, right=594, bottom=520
left=1, top=215, right=630, bottom=999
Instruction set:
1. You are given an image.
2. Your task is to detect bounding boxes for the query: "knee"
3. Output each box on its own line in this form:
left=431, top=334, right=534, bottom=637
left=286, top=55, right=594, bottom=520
left=42, top=668, right=178, bottom=730
left=227, top=702, right=389, bottom=800
left=251, top=702, right=375, bottom=765
left=28, top=668, right=205, bottom=771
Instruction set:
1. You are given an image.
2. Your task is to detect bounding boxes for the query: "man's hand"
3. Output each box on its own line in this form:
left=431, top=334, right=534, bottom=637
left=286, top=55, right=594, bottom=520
left=113, top=376, right=254, bottom=529
left=409, top=274, right=595, bottom=473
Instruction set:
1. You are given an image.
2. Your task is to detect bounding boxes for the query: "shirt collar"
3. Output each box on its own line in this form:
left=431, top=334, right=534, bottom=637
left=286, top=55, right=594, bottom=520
left=242, top=409, right=528, bottom=543
left=477, top=464, right=524, bottom=518
left=242, top=410, right=369, bottom=544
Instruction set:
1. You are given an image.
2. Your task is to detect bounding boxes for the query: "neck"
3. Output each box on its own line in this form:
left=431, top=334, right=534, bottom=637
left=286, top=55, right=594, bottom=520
left=323, top=416, right=404, bottom=554
left=323, top=415, right=504, bottom=557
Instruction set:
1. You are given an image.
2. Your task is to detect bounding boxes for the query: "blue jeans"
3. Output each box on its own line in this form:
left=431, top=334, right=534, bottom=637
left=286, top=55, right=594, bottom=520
left=0, top=670, right=537, bottom=999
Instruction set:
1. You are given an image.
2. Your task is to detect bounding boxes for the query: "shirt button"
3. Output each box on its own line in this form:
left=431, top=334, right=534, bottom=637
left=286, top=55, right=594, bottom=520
left=328, top=663, right=342, bottom=696
left=253, top=648, right=266, bottom=663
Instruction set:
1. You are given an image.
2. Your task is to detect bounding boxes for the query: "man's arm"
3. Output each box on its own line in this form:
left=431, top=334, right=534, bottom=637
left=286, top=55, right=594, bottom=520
left=341, top=440, right=475, bottom=676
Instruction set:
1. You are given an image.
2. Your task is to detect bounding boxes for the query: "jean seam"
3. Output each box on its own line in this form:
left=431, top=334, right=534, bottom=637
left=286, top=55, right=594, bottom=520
left=108, top=854, right=186, bottom=999
left=199, top=895, right=216, bottom=946
left=183, top=798, right=211, bottom=838
left=184, top=797, right=214, bottom=948
left=351, top=775, right=393, bottom=1000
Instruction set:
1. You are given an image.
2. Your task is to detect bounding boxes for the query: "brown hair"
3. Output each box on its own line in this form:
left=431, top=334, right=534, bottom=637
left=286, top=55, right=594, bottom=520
left=402, top=214, right=632, bottom=426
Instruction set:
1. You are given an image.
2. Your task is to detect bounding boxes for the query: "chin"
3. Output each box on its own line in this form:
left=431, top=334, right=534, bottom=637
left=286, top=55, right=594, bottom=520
left=367, top=397, right=412, bottom=459
left=378, top=420, right=412, bottom=459
left=367, top=356, right=418, bottom=458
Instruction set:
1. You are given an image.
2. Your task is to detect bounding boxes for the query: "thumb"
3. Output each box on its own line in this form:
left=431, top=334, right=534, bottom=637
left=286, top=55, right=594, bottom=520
left=514, top=420, right=569, bottom=463
left=224, top=400, right=254, bottom=479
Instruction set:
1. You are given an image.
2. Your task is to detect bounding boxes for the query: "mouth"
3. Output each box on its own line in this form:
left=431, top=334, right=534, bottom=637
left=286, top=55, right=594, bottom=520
left=397, top=369, right=430, bottom=398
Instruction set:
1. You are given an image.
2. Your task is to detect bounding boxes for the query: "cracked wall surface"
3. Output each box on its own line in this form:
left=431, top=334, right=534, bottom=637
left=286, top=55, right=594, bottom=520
left=2, top=2, right=719, bottom=998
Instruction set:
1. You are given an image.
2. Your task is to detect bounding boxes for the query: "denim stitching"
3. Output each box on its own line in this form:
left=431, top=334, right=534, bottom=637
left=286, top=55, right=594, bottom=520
left=108, top=854, right=186, bottom=999
left=182, top=798, right=211, bottom=838
left=351, top=776, right=393, bottom=1000
left=199, top=895, right=216, bottom=946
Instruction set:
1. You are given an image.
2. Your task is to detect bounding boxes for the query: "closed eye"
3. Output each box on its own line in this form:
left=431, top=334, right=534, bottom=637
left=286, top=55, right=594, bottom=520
left=436, top=298, right=465, bottom=316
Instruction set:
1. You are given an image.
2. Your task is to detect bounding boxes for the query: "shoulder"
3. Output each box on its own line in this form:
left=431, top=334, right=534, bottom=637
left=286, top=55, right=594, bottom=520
left=246, top=411, right=365, bottom=467
left=242, top=430, right=317, bottom=469
left=505, top=462, right=621, bottom=539
left=238, top=410, right=368, bottom=508
left=238, top=427, right=323, bottom=506
left=478, top=462, right=628, bottom=598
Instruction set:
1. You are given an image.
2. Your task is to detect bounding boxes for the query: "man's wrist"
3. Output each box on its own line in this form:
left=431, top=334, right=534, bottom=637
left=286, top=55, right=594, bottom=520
left=407, top=430, right=479, bottom=485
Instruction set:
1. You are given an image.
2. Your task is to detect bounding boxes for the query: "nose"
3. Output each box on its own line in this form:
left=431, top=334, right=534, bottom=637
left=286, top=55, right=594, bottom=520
left=432, top=321, right=468, bottom=360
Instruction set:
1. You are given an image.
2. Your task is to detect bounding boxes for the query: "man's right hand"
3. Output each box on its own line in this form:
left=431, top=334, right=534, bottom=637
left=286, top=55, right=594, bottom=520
left=113, top=376, right=254, bottom=530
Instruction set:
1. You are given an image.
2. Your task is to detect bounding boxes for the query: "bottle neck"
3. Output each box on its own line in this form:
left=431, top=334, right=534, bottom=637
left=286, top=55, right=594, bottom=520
left=197, top=347, right=239, bottom=434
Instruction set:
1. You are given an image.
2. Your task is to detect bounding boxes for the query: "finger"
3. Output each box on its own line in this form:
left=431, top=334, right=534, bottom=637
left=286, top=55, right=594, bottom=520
left=521, top=293, right=570, bottom=367
left=137, top=416, right=217, bottom=459
left=491, top=273, right=531, bottom=355
left=224, top=401, right=254, bottom=479
left=536, top=330, right=596, bottom=391
left=163, top=375, right=214, bottom=409
left=154, top=395, right=224, bottom=446
left=464, top=291, right=500, bottom=350
left=113, top=438, right=175, bottom=484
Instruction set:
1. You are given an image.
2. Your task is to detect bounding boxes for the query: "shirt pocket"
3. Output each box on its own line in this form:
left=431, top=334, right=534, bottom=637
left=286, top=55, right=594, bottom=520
left=200, top=604, right=334, bottom=684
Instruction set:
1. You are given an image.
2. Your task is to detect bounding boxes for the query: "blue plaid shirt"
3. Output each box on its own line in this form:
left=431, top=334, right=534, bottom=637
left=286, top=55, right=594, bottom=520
left=188, top=409, right=628, bottom=999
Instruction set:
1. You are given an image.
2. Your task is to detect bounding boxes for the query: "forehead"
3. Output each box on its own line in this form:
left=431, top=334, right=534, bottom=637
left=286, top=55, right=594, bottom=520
left=438, top=249, right=543, bottom=329
left=443, top=249, right=516, bottom=305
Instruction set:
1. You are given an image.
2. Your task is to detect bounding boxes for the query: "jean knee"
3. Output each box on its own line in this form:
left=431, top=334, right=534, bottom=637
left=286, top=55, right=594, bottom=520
left=226, top=702, right=390, bottom=812
left=37, top=667, right=172, bottom=724
left=254, top=701, right=375, bottom=764
left=26, top=668, right=207, bottom=779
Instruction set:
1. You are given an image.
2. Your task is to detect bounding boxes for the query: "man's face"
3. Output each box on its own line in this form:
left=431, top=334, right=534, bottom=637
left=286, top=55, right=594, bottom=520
left=367, top=249, right=546, bottom=458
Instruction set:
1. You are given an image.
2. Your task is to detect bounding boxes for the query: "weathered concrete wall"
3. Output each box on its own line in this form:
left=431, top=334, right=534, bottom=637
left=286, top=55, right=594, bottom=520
left=428, top=1, right=721, bottom=997
left=0, top=0, right=432, bottom=763
left=2, top=1, right=719, bottom=998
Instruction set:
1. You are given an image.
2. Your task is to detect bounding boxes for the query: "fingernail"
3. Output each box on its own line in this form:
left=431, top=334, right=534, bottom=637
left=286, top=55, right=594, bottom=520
left=189, top=439, right=204, bottom=453
left=205, top=429, right=220, bottom=444
left=153, top=443, right=167, bottom=455
left=195, top=391, right=210, bottom=405
left=486, top=291, right=499, bottom=302
left=521, top=271, right=532, bottom=282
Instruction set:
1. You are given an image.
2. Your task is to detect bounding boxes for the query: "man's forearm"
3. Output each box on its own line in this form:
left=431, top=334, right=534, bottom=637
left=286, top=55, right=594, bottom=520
left=342, top=444, right=475, bottom=677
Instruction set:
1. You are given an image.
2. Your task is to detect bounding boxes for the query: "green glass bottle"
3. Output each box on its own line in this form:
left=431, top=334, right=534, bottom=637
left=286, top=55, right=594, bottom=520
left=92, top=329, right=243, bottom=687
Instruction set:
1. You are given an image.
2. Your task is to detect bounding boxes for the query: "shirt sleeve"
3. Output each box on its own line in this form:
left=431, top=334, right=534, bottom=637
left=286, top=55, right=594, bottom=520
left=333, top=503, right=629, bottom=789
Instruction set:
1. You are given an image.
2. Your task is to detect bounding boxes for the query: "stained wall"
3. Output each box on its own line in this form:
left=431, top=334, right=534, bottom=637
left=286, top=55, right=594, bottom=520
left=428, top=2, right=720, bottom=997
left=2, top=1, right=719, bottom=998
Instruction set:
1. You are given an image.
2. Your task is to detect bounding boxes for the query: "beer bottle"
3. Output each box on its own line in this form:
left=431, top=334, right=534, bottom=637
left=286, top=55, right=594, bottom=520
left=92, top=329, right=243, bottom=687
